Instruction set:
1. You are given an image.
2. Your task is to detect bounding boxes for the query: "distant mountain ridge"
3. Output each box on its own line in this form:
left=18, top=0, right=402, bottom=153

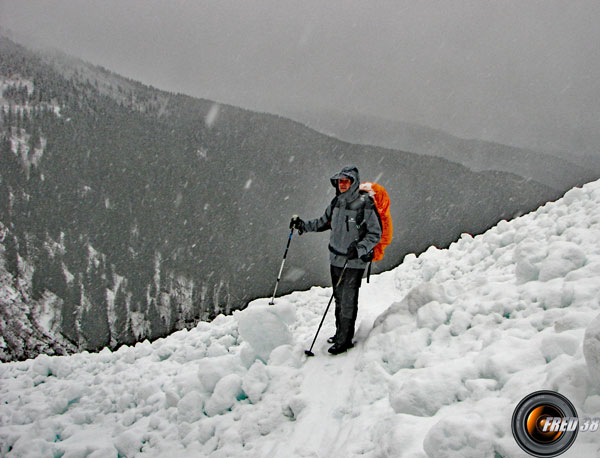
left=0, top=36, right=563, bottom=360
left=289, top=110, right=600, bottom=191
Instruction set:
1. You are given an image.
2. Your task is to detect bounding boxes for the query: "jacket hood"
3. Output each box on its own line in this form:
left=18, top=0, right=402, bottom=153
left=330, top=165, right=360, bottom=198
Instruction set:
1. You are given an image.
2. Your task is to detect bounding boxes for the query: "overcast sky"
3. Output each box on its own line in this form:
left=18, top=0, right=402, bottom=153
left=1, top=0, right=599, bottom=156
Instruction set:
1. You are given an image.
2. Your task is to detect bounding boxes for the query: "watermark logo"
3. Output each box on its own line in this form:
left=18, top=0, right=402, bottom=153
left=512, top=391, right=578, bottom=457
left=511, top=390, right=600, bottom=457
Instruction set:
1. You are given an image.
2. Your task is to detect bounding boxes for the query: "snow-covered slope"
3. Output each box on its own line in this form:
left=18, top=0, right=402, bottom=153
left=2, top=180, right=600, bottom=457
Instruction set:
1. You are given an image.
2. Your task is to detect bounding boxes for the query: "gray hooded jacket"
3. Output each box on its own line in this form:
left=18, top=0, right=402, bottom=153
left=305, top=166, right=382, bottom=269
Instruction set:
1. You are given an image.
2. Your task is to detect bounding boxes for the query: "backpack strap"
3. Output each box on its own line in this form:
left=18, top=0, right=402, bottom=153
left=352, top=192, right=369, bottom=227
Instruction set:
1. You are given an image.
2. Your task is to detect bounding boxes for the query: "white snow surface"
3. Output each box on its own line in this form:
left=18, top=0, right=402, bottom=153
left=3, top=180, right=600, bottom=457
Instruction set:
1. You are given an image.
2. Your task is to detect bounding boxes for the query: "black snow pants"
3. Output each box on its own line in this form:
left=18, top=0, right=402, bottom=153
left=330, top=265, right=365, bottom=347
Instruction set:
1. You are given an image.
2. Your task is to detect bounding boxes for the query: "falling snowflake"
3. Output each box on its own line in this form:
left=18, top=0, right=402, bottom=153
left=205, top=103, right=220, bottom=128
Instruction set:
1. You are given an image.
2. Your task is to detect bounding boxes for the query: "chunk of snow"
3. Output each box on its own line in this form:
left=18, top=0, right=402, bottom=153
left=236, top=304, right=293, bottom=362
left=390, top=364, right=473, bottom=416
left=197, top=354, right=240, bottom=394
left=204, top=374, right=243, bottom=416
left=242, top=361, right=269, bottom=404
left=538, top=241, right=587, bottom=281
left=423, top=412, right=495, bottom=458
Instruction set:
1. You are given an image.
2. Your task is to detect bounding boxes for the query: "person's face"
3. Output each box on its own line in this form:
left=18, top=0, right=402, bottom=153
left=338, top=177, right=352, bottom=193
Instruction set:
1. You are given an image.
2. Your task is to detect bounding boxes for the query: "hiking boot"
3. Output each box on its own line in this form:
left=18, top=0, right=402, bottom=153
left=327, top=336, right=336, bottom=344
left=328, top=343, right=349, bottom=355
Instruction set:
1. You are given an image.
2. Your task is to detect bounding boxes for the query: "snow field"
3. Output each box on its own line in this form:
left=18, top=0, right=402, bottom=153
left=1, top=180, right=600, bottom=457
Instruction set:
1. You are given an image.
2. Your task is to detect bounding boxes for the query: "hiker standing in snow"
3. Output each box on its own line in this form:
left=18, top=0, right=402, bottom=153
left=290, top=165, right=382, bottom=355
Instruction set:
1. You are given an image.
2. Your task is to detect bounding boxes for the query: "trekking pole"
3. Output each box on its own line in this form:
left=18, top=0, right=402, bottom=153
left=305, top=259, right=349, bottom=357
left=269, top=225, right=295, bottom=305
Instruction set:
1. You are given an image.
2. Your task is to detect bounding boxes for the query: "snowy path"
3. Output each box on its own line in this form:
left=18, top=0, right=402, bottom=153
left=289, top=352, right=357, bottom=457
left=276, top=271, right=412, bottom=457
left=2, top=181, right=600, bottom=457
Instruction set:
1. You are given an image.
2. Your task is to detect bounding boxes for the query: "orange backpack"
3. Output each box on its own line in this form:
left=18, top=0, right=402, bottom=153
left=359, top=182, right=393, bottom=262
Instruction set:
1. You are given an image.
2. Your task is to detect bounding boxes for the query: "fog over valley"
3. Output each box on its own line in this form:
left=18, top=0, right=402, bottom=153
left=1, top=0, right=599, bottom=158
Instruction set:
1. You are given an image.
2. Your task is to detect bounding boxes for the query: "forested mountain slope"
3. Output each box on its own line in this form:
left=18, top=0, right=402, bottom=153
left=0, top=37, right=560, bottom=360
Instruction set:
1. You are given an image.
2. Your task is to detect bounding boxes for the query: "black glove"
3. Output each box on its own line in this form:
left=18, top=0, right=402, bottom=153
left=361, top=250, right=374, bottom=263
left=289, top=215, right=306, bottom=235
left=346, top=241, right=359, bottom=260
